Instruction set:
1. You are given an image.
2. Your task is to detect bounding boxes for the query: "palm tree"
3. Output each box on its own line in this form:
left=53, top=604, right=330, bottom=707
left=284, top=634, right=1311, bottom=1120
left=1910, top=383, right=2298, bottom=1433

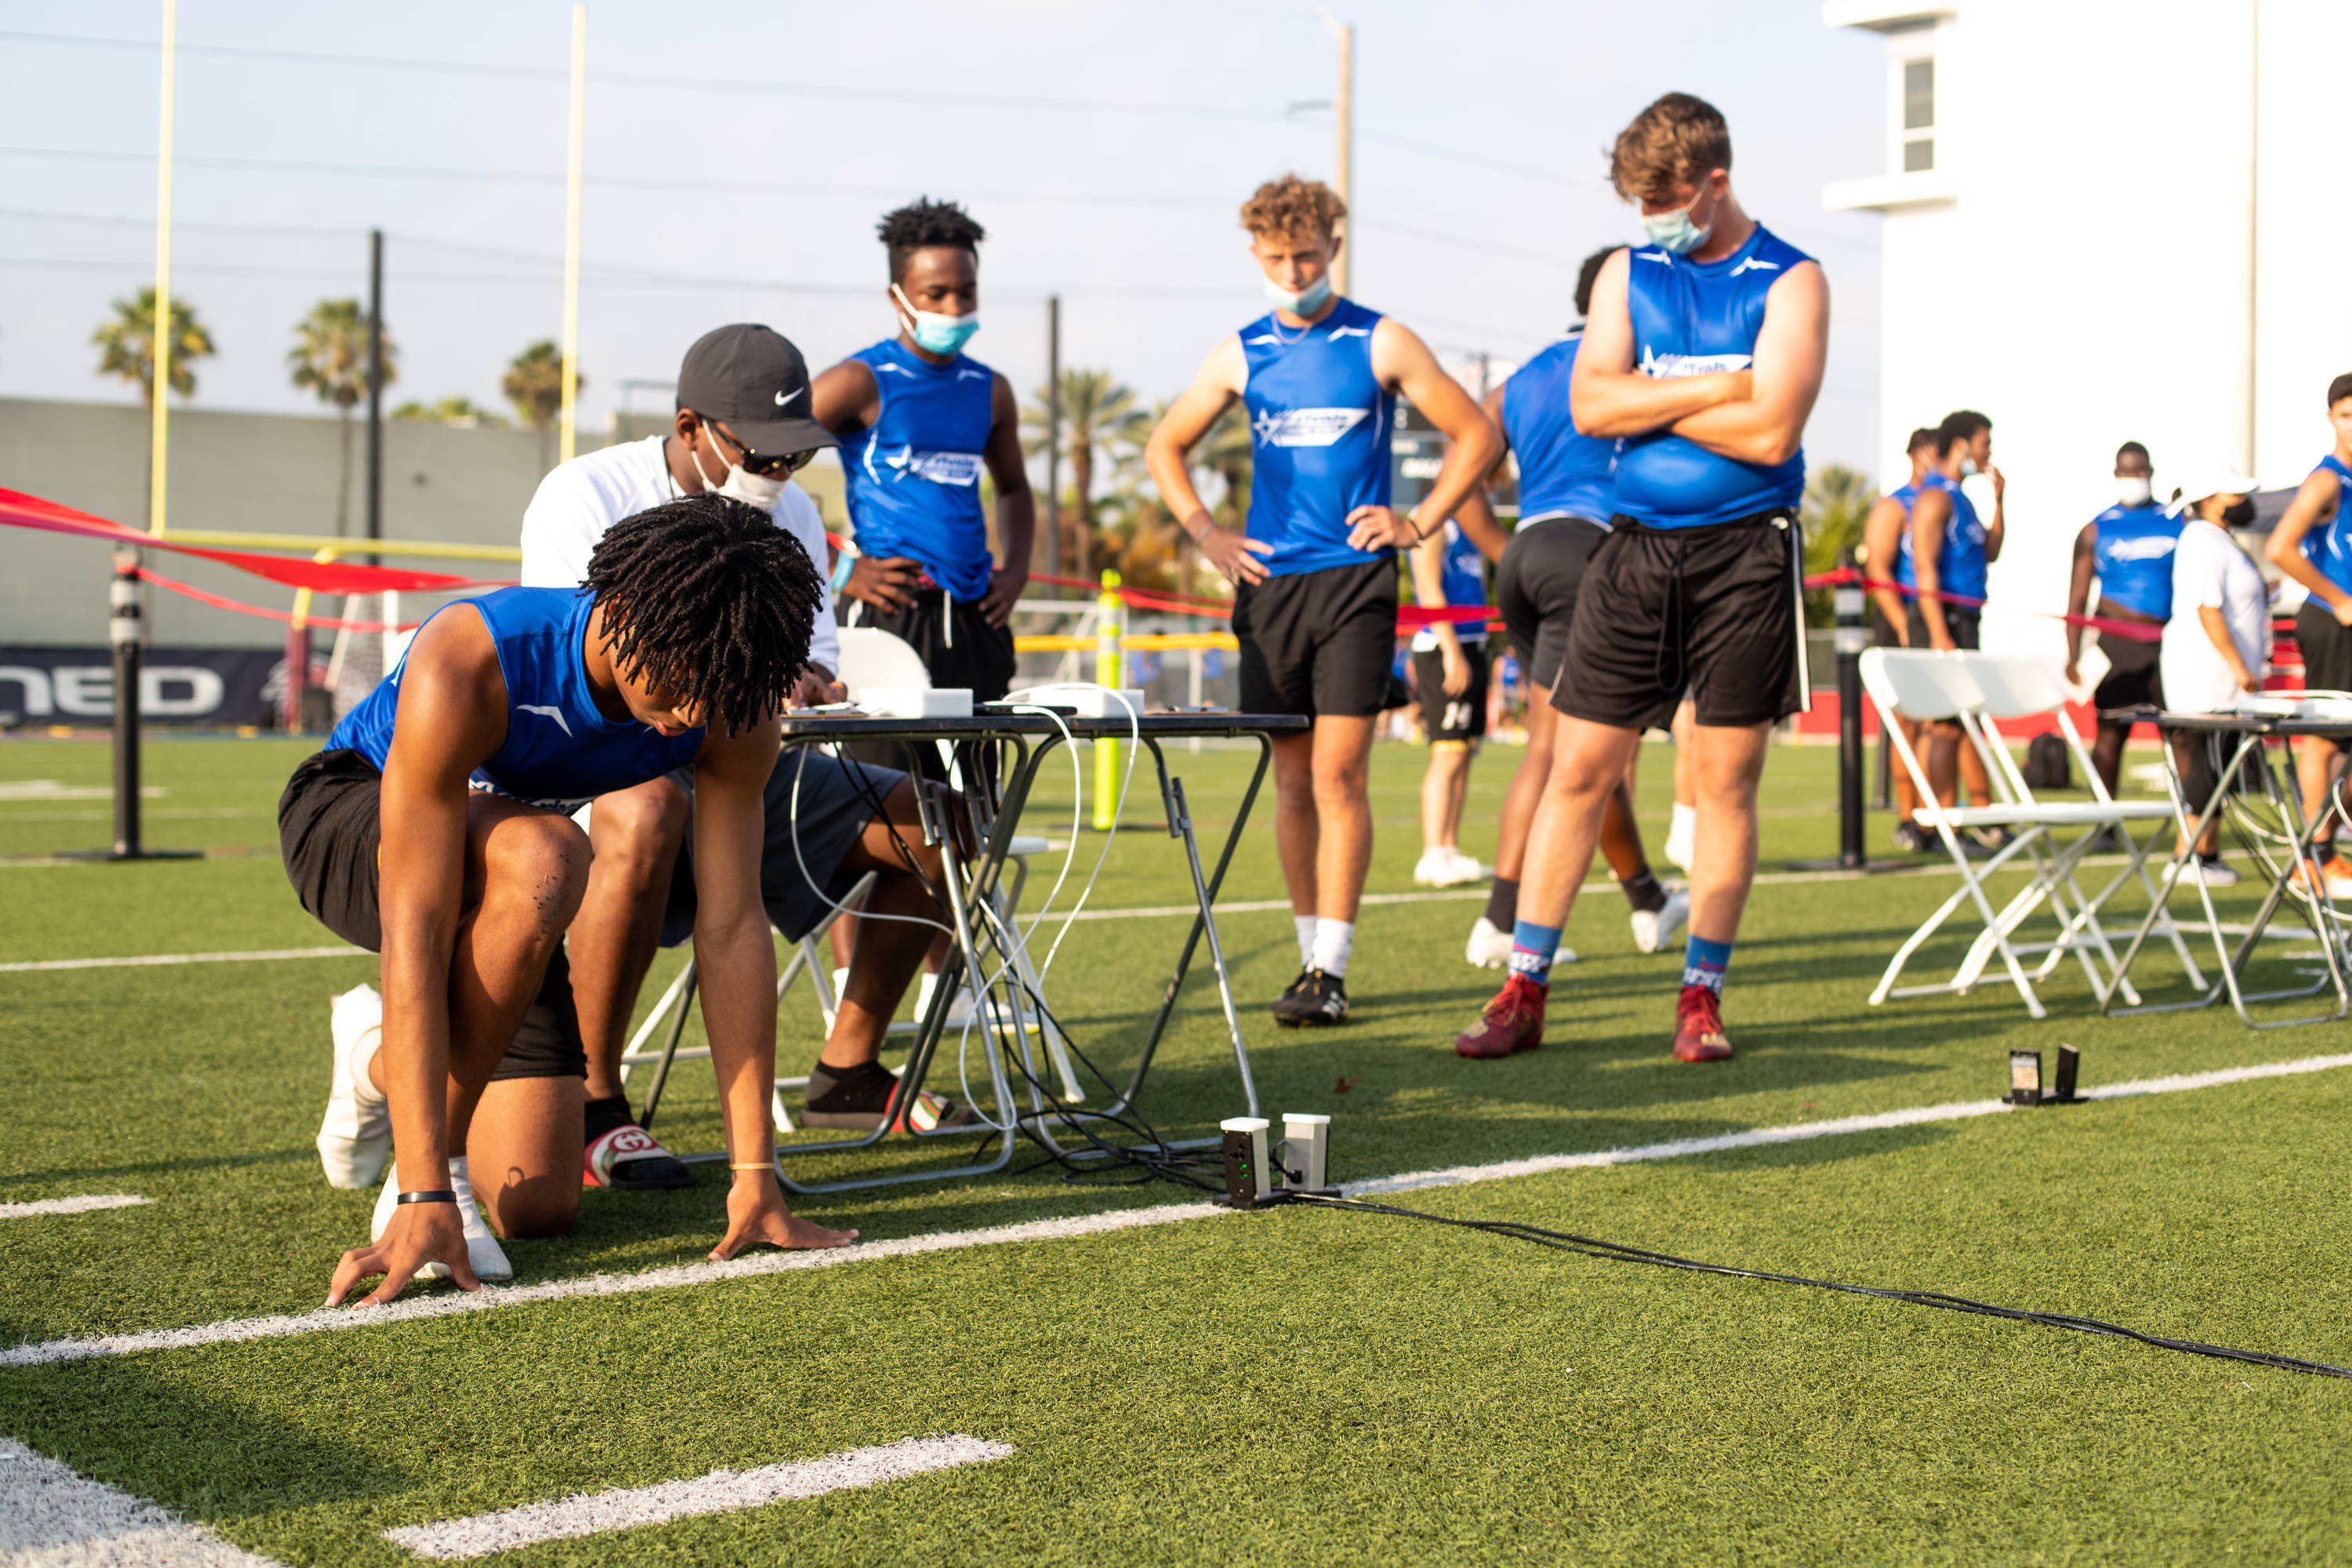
left=93, top=287, right=216, bottom=516
left=289, top=299, right=399, bottom=536
left=1021, top=368, right=1149, bottom=578
left=1799, top=463, right=1874, bottom=626
left=503, top=340, right=580, bottom=469
left=93, top=287, right=216, bottom=407
left=391, top=394, right=507, bottom=427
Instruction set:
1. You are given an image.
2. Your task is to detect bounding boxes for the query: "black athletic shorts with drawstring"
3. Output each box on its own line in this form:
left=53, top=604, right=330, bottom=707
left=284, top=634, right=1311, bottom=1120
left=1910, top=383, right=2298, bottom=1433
left=1552, top=508, right=1807, bottom=731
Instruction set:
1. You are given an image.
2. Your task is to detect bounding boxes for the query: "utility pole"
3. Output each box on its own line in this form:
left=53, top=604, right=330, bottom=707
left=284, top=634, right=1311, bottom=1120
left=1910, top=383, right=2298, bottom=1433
left=1320, top=10, right=1355, bottom=297
left=148, top=0, right=177, bottom=537
left=558, top=2, right=586, bottom=465
left=366, top=228, right=384, bottom=561
left=1044, top=294, right=1062, bottom=579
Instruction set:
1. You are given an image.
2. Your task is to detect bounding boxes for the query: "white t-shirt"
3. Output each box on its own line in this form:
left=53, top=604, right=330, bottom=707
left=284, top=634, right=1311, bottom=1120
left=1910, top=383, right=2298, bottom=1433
left=2159, top=518, right=2268, bottom=713
left=517, top=434, right=840, bottom=676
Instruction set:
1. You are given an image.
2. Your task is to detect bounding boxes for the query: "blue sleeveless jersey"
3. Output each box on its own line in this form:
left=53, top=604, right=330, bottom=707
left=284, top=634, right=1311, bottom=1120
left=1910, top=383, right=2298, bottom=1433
left=1410, top=521, right=1488, bottom=650
left=328, top=586, right=705, bottom=812
left=2298, top=455, right=2352, bottom=593
left=837, top=338, right=998, bottom=601
left=1893, top=472, right=1987, bottom=602
left=1240, top=297, right=1394, bottom=576
left=2089, top=501, right=2182, bottom=620
left=1613, top=225, right=1813, bottom=528
left=1502, top=331, right=1615, bottom=526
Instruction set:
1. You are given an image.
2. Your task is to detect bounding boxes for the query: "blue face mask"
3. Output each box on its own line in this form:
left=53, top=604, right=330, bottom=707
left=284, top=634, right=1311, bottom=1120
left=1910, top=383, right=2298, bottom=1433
left=1641, top=186, right=1715, bottom=256
left=1261, top=273, right=1334, bottom=317
left=893, top=285, right=980, bottom=357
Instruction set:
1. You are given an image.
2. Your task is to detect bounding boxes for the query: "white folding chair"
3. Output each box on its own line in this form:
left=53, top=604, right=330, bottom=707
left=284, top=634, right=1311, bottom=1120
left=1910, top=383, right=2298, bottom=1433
left=1860, top=648, right=2185, bottom=1018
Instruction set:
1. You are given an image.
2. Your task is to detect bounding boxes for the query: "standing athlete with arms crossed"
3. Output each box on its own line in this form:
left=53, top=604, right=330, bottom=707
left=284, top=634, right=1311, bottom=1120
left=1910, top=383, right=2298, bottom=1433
left=1147, top=174, right=1500, bottom=1025
left=1454, top=93, right=1828, bottom=1064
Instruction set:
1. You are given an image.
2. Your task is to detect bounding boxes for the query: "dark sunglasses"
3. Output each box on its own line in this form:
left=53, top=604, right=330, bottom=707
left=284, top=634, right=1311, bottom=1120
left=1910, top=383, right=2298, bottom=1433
left=700, top=417, right=818, bottom=476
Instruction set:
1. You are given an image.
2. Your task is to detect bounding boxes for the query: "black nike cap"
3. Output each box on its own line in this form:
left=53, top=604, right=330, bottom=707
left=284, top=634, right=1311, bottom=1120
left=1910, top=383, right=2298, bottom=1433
left=675, top=324, right=837, bottom=456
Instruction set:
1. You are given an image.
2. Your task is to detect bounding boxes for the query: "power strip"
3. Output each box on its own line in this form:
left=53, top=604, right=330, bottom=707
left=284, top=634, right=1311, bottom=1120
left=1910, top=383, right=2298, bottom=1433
left=855, top=688, right=974, bottom=718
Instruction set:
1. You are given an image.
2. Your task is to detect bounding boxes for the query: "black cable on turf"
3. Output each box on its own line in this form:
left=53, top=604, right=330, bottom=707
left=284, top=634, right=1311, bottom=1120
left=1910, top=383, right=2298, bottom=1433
left=1286, top=1194, right=2352, bottom=1382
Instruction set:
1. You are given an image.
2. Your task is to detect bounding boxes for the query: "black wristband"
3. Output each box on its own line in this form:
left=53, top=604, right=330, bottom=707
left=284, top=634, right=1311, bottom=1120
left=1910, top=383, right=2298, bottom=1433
left=394, top=1190, right=458, bottom=1206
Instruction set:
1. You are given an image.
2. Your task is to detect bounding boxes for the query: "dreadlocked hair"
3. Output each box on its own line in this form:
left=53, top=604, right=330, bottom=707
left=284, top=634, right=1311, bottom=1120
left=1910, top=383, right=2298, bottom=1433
left=581, top=493, right=823, bottom=737
left=877, top=196, right=986, bottom=282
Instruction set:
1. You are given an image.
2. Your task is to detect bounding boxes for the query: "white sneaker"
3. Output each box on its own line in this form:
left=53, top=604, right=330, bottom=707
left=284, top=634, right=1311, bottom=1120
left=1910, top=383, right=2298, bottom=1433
left=372, top=1159, right=513, bottom=1283
left=1464, top=916, right=1577, bottom=969
left=1465, top=916, right=1513, bottom=969
left=1664, top=804, right=1697, bottom=873
left=916, top=970, right=978, bottom=1028
left=318, top=985, right=390, bottom=1190
left=1631, top=889, right=1690, bottom=955
left=1445, top=848, right=1488, bottom=885
left=2169, top=856, right=2241, bottom=889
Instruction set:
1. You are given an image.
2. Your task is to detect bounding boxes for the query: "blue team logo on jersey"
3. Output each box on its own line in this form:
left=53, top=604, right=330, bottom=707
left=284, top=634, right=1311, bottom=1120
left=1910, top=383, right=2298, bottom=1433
left=1639, top=347, right=1754, bottom=379
left=1250, top=408, right=1370, bottom=447
left=879, top=446, right=984, bottom=486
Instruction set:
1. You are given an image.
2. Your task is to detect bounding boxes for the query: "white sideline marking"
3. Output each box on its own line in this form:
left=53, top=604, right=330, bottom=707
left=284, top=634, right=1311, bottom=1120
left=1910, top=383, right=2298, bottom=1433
left=7, top=1051, right=2346, bottom=1370
left=0, top=1437, right=286, bottom=1566
left=0, top=1196, right=148, bottom=1221
left=0, top=861, right=1978, bottom=973
left=380, top=1435, right=1014, bottom=1559
left=0, top=948, right=361, bottom=975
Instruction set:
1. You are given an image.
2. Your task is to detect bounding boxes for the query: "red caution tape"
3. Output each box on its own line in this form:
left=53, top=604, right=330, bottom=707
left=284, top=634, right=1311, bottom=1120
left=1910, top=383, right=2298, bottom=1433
left=134, top=565, right=423, bottom=633
left=0, top=487, right=512, bottom=593
left=1807, top=563, right=2169, bottom=644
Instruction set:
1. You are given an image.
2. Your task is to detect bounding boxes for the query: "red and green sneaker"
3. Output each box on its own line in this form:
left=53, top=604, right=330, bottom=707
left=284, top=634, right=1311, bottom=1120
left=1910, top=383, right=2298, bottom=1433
left=1455, top=975, right=1546, bottom=1059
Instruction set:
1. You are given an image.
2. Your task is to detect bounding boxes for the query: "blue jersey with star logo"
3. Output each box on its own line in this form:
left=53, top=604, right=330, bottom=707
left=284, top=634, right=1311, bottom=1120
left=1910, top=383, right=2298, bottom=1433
left=1240, top=297, right=1395, bottom=576
left=837, top=338, right=998, bottom=601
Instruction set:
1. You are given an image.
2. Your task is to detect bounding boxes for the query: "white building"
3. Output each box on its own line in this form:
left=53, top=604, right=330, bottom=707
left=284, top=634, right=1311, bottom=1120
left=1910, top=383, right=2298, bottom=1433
left=1821, top=0, right=2352, bottom=662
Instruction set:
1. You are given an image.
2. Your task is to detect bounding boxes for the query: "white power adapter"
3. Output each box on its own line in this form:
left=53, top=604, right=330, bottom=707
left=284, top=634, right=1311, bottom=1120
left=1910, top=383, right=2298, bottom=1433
left=1005, top=684, right=1148, bottom=720
left=855, top=688, right=974, bottom=719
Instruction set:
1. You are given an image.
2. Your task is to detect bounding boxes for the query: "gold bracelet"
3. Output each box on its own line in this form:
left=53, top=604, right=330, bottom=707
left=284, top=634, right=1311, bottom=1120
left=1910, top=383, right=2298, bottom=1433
left=728, top=1160, right=775, bottom=1173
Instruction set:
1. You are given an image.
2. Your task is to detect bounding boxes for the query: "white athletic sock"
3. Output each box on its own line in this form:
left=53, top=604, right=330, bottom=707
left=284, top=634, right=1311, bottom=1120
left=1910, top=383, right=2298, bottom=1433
left=1671, top=801, right=1697, bottom=841
left=352, top=1025, right=385, bottom=1109
left=1294, top=914, right=1318, bottom=968
left=1310, top=918, right=1356, bottom=978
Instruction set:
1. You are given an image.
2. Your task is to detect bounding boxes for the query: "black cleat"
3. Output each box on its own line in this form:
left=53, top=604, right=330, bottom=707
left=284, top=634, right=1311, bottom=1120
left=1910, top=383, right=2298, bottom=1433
left=1272, top=967, right=1350, bottom=1027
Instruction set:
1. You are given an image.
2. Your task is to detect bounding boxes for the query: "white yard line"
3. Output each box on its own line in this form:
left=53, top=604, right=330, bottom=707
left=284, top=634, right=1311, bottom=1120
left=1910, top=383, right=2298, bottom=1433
left=0, top=1438, right=286, bottom=1567
left=380, top=1435, right=1014, bottom=1560
left=0, top=861, right=1981, bottom=972
left=0, top=1196, right=148, bottom=1221
left=7, top=1051, right=2344, bottom=1370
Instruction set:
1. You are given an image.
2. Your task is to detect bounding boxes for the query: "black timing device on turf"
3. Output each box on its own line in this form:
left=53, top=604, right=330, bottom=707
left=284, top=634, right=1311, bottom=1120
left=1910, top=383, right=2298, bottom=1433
left=2004, top=1045, right=2082, bottom=1107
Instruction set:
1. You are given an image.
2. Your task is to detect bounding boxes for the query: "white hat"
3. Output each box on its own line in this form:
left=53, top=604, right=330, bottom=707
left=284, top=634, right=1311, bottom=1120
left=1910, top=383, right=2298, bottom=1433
left=2176, top=466, right=2260, bottom=506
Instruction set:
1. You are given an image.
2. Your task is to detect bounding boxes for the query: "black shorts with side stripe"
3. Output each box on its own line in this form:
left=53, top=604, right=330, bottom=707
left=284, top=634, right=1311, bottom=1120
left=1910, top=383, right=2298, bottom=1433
left=276, top=749, right=586, bottom=1082
left=1554, top=509, right=1806, bottom=731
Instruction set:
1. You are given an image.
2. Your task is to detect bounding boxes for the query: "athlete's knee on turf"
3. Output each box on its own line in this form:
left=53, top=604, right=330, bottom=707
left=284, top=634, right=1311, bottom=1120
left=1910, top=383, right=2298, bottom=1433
left=489, top=815, right=593, bottom=935
left=483, top=1169, right=579, bottom=1239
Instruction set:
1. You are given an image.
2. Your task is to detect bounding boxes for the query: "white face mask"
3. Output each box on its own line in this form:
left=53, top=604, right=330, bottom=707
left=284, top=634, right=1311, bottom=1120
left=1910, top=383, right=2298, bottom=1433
left=691, top=424, right=786, bottom=510
left=2117, top=476, right=2153, bottom=506
left=1959, top=456, right=1981, bottom=478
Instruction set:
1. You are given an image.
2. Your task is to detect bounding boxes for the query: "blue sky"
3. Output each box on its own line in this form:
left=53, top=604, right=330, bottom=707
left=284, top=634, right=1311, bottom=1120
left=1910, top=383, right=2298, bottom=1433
left=0, top=0, right=1889, bottom=474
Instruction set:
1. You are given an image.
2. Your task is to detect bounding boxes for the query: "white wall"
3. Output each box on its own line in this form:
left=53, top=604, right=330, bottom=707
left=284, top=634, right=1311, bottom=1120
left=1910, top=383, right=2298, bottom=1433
left=1833, top=0, right=2352, bottom=665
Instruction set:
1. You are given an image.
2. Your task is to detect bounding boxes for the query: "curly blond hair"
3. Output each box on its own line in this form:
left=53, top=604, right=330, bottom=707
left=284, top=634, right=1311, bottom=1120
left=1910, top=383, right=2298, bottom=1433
left=1239, top=174, right=1346, bottom=242
left=1608, top=93, right=1732, bottom=203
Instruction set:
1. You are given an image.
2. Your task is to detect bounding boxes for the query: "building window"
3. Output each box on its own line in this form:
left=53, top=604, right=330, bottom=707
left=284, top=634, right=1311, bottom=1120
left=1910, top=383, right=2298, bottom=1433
left=1901, top=58, right=1935, bottom=171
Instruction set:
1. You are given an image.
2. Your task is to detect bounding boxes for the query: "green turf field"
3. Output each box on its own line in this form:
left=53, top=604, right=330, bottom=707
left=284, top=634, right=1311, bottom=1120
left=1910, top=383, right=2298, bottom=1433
left=2, top=734, right=2347, bottom=1565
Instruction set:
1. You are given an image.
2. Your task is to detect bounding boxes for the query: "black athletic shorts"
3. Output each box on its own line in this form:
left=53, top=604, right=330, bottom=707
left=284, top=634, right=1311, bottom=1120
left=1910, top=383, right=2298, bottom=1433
left=1555, top=510, right=1806, bottom=731
left=1495, top=514, right=1608, bottom=693
left=1231, top=555, right=1400, bottom=718
left=1905, top=604, right=1983, bottom=652
left=277, top=749, right=586, bottom=1082
left=2090, top=626, right=2164, bottom=716
left=1411, top=643, right=1490, bottom=742
left=2296, top=601, right=2352, bottom=698
left=1869, top=596, right=1907, bottom=649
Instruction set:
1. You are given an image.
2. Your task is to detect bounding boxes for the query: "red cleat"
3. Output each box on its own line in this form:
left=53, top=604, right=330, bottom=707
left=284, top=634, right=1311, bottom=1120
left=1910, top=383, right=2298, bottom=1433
left=1456, top=975, right=1546, bottom=1058
left=1671, top=985, right=1734, bottom=1062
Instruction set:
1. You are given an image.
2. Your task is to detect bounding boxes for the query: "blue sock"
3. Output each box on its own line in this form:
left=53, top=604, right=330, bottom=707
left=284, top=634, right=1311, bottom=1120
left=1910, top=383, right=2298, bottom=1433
left=1508, top=920, right=1563, bottom=988
left=1683, top=935, right=1732, bottom=994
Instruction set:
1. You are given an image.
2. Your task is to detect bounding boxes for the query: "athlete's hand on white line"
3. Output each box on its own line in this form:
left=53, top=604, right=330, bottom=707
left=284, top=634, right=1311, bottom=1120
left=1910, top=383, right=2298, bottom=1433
left=710, top=1169, right=859, bottom=1260
left=326, top=1204, right=479, bottom=1308
left=1191, top=521, right=1276, bottom=586
left=1345, top=505, right=1421, bottom=553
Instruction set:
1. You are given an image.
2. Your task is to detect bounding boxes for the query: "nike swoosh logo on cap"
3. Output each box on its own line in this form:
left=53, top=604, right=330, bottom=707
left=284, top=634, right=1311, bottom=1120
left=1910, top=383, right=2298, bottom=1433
left=775, top=386, right=806, bottom=407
